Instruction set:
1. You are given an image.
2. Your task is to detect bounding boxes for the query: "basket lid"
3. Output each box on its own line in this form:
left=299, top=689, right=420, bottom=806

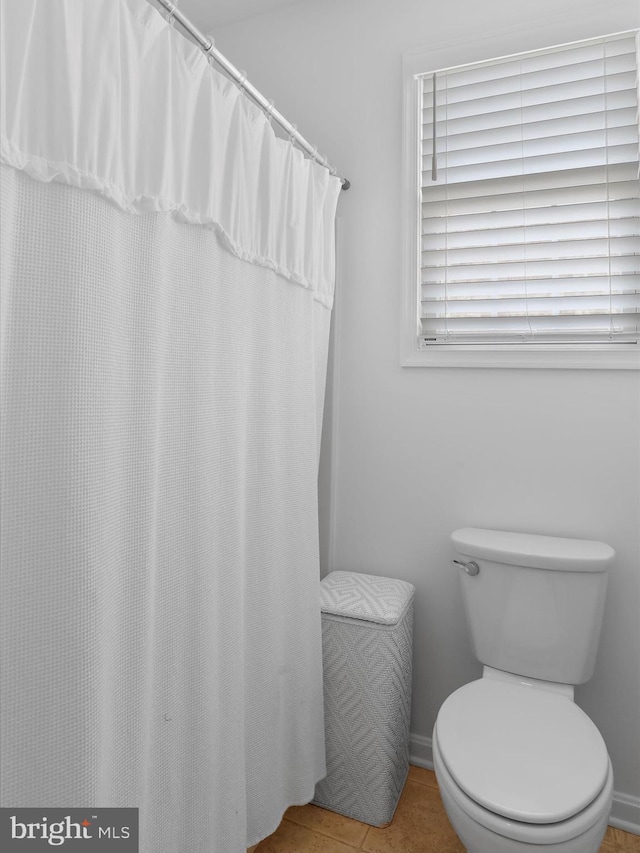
left=320, top=571, right=415, bottom=625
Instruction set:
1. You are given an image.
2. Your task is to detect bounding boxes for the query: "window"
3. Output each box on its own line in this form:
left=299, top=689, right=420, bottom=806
left=403, top=31, right=640, bottom=368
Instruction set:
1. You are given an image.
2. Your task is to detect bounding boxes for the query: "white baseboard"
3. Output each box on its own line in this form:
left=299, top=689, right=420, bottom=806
left=409, top=732, right=434, bottom=770
left=608, top=790, right=640, bottom=835
left=409, top=732, right=639, bottom=836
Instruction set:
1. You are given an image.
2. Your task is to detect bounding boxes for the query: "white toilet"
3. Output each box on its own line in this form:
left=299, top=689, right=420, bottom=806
left=433, top=528, right=615, bottom=853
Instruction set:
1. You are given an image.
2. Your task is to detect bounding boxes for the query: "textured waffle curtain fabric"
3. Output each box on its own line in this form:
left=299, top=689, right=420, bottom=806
left=0, top=1, right=340, bottom=851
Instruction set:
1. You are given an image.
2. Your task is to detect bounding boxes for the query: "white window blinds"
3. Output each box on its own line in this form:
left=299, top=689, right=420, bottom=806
left=419, top=31, right=640, bottom=346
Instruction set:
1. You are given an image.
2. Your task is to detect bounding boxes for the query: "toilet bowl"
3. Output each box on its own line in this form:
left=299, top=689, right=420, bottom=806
left=433, top=528, right=616, bottom=853
left=434, top=738, right=613, bottom=853
left=433, top=674, right=613, bottom=852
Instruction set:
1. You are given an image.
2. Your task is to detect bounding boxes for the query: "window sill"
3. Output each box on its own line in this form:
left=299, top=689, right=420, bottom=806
left=401, top=344, right=640, bottom=370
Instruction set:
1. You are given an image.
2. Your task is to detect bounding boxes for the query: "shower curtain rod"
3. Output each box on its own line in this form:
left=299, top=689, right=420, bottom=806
left=155, top=0, right=350, bottom=190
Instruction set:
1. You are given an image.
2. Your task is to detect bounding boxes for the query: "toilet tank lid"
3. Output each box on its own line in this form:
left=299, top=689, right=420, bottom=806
left=452, top=528, right=614, bottom=572
left=320, top=571, right=415, bottom=625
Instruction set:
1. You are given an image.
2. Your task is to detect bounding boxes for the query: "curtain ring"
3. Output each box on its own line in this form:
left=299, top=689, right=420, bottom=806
left=205, top=35, right=216, bottom=65
left=289, top=124, right=298, bottom=146
left=164, top=0, right=178, bottom=27
left=311, top=145, right=319, bottom=164
left=265, top=99, right=275, bottom=126
left=238, top=70, right=248, bottom=97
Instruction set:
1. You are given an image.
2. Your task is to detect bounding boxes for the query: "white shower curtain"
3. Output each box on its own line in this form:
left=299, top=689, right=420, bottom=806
left=0, top=1, right=341, bottom=851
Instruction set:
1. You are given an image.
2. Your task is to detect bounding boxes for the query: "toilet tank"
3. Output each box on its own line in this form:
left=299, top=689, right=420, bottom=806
left=451, top=528, right=614, bottom=685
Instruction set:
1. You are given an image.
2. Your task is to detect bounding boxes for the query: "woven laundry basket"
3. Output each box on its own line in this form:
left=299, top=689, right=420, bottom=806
left=313, top=571, right=415, bottom=827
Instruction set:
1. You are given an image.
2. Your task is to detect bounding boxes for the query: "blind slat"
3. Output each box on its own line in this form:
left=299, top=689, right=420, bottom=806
left=422, top=90, right=637, bottom=138
left=421, top=143, right=638, bottom=185
left=422, top=235, right=640, bottom=259
left=422, top=129, right=639, bottom=167
left=424, top=222, right=639, bottom=248
left=422, top=255, right=639, bottom=284
left=422, top=162, right=637, bottom=200
left=423, top=201, right=639, bottom=233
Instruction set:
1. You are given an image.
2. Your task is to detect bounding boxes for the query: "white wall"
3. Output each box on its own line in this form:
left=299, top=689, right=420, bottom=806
left=216, top=0, right=640, bottom=826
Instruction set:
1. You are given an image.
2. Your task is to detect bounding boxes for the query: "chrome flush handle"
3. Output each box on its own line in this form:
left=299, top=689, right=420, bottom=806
left=452, top=559, right=480, bottom=577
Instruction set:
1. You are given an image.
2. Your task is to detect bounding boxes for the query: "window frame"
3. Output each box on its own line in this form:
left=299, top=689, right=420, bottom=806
left=401, top=34, right=640, bottom=370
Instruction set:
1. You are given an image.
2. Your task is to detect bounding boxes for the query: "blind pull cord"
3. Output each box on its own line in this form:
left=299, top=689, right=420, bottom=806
left=431, top=72, right=438, bottom=181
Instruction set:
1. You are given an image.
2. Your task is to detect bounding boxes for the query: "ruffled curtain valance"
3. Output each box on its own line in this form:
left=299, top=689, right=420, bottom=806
left=0, top=0, right=341, bottom=308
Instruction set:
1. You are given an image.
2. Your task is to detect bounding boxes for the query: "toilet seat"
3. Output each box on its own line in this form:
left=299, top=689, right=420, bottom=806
left=436, top=678, right=609, bottom=824
left=433, top=728, right=614, bottom=849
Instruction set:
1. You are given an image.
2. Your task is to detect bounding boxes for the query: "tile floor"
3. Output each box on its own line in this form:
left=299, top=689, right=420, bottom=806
left=253, top=766, right=640, bottom=853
